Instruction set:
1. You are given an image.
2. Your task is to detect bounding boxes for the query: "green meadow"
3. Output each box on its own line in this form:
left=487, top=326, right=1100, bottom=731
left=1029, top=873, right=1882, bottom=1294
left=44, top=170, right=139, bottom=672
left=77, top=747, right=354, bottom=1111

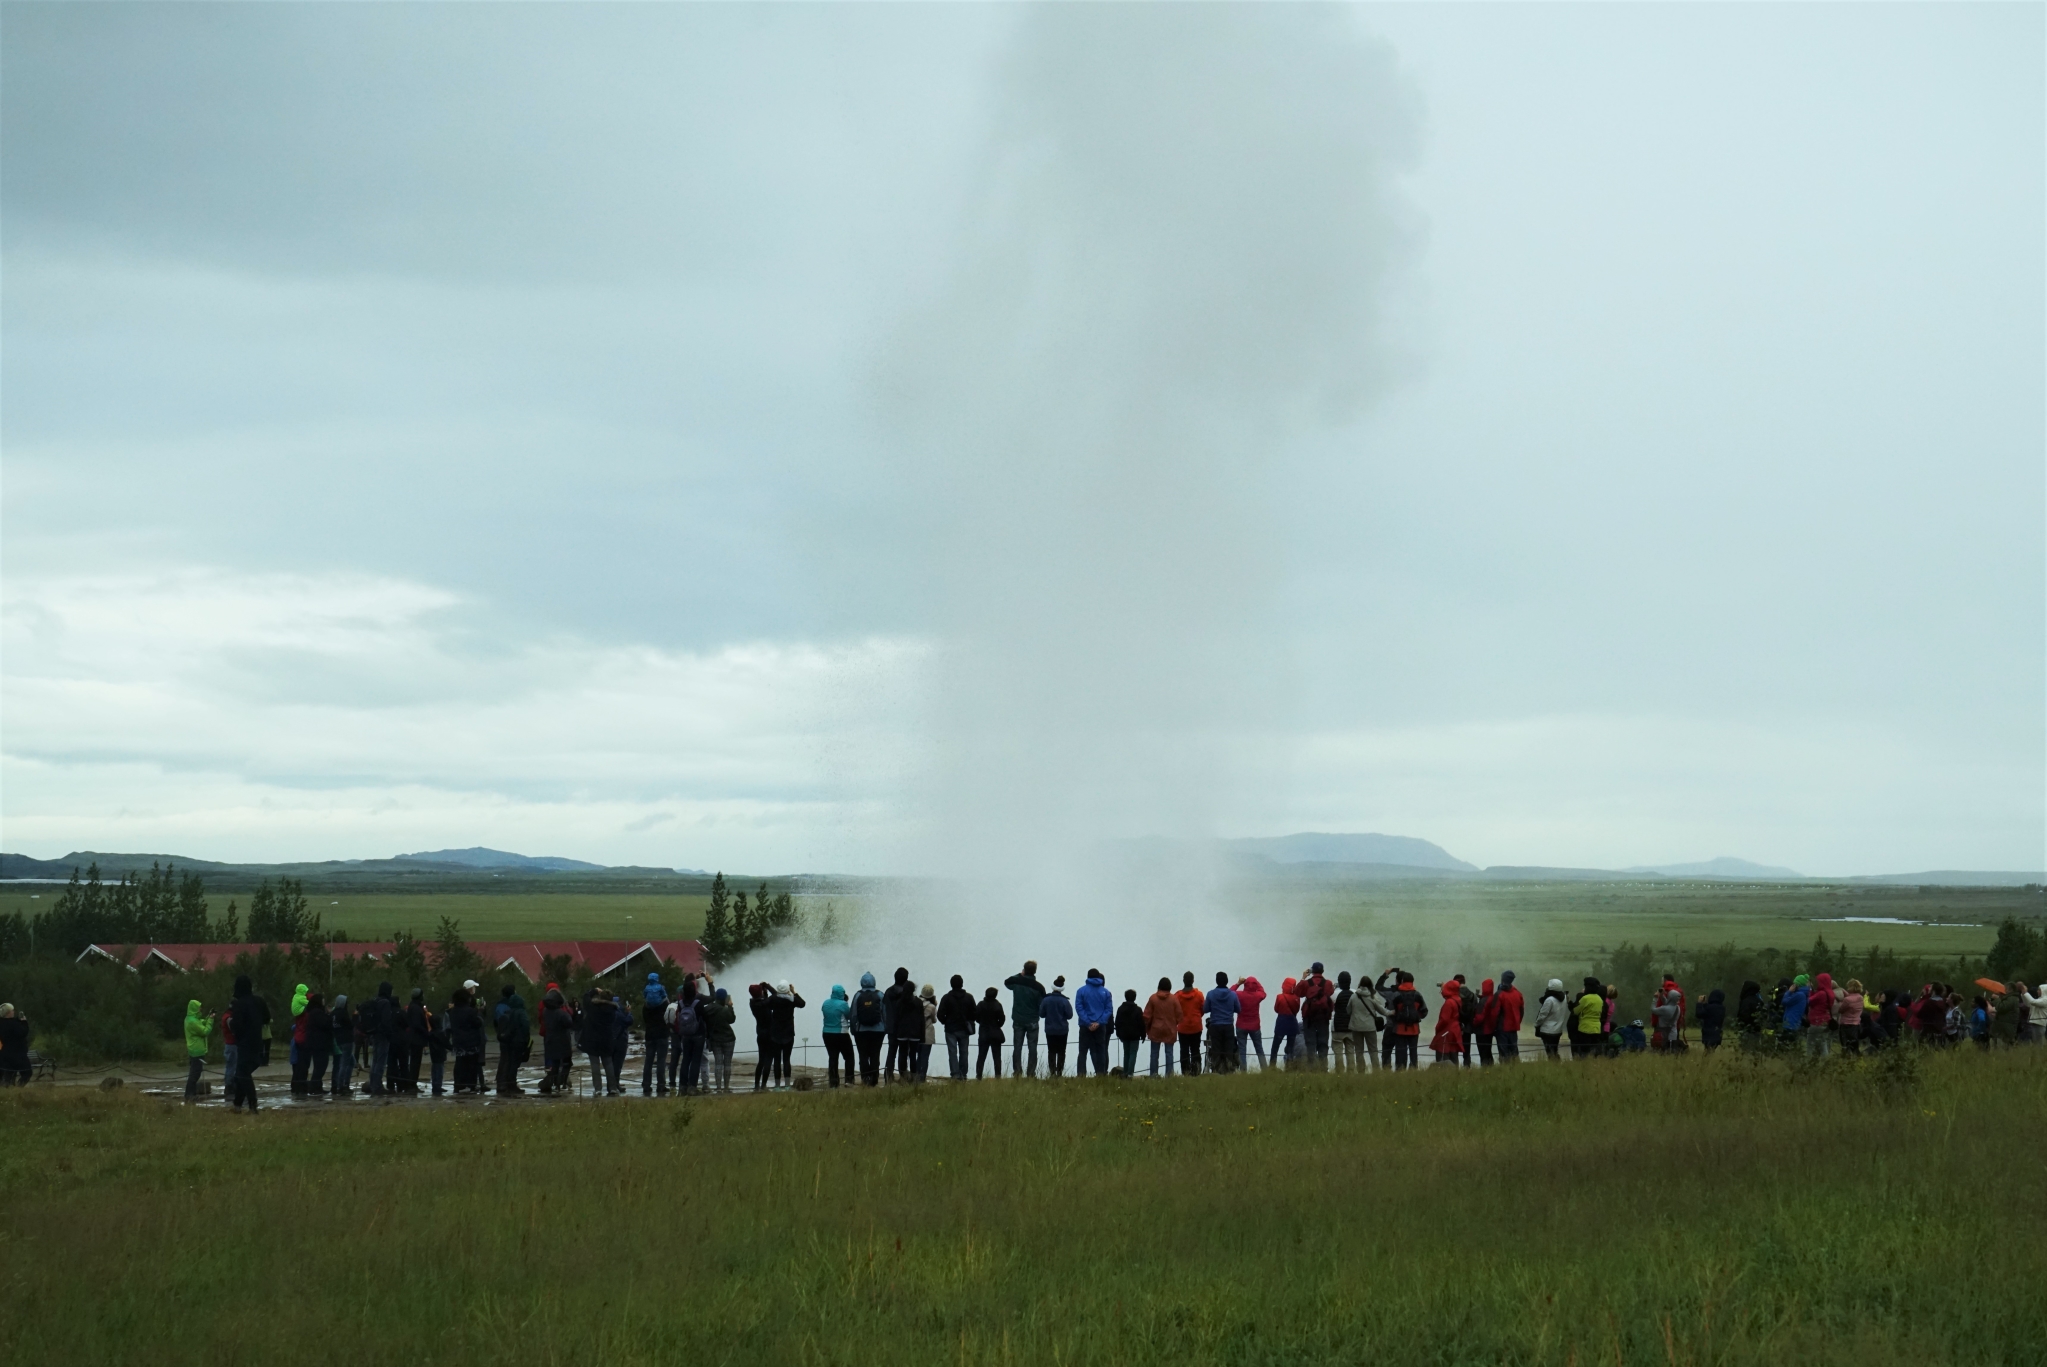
left=2, top=1047, right=2042, bottom=1366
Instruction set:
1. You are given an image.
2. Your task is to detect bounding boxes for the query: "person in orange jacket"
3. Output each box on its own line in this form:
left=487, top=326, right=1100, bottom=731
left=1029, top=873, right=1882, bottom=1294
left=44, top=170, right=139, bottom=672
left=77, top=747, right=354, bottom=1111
left=1431, top=980, right=1464, bottom=1066
left=1271, top=977, right=1302, bottom=1068
left=1384, top=972, right=1427, bottom=1071
left=1142, top=977, right=1180, bottom=1078
left=1173, top=972, right=1206, bottom=1076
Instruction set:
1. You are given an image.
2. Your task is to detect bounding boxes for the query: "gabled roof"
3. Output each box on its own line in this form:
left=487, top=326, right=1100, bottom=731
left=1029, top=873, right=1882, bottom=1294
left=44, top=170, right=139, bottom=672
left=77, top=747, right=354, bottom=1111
left=80, top=938, right=704, bottom=980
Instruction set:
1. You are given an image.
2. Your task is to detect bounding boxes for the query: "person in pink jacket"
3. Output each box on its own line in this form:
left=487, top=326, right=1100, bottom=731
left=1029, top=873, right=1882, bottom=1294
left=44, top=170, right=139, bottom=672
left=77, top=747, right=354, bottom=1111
left=1805, top=972, right=1838, bottom=1057
left=1232, top=975, right=1268, bottom=1071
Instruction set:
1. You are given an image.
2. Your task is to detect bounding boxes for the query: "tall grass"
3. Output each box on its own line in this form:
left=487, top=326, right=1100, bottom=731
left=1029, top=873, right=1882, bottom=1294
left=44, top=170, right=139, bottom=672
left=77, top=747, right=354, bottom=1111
left=2, top=1048, right=2042, bottom=1366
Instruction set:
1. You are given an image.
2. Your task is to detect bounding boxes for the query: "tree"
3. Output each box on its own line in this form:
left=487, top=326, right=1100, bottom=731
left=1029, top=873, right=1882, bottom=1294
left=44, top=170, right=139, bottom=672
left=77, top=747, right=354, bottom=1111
left=700, top=872, right=732, bottom=969
left=246, top=878, right=319, bottom=944
left=218, top=899, right=240, bottom=943
left=430, top=916, right=484, bottom=979
left=1987, top=917, right=2045, bottom=982
left=385, top=929, right=428, bottom=987
left=731, top=888, right=752, bottom=956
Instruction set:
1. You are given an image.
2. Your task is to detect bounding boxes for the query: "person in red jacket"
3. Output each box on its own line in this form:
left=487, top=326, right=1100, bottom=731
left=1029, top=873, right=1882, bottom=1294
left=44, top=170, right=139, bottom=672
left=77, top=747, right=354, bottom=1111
left=1473, top=979, right=1500, bottom=1068
left=1385, top=972, right=1427, bottom=1072
left=1296, top=962, right=1335, bottom=1071
left=1804, top=971, right=1836, bottom=1057
left=1430, top=981, right=1464, bottom=1066
left=1491, top=971, right=1526, bottom=1062
left=1232, top=975, right=1268, bottom=1071
left=1173, top=972, right=1206, bottom=1077
left=1271, top=977, right=1302, bottom=1068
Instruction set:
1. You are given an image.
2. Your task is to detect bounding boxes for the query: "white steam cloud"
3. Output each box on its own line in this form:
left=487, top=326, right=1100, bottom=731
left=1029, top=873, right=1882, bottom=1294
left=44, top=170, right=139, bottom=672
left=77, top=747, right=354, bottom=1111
left=735, top=6, right=1422, bottom=1001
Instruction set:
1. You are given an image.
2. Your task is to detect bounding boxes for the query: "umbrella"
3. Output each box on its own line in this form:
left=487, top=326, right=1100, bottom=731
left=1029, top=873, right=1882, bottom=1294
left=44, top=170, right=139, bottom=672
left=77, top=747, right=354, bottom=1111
left=1974, top=977, right=2009, bottom=995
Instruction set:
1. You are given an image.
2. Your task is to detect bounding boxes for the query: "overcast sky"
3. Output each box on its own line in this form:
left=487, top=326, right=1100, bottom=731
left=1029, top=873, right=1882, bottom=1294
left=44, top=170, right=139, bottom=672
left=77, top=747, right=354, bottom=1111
left=3, top=3, right=2040, bottom=877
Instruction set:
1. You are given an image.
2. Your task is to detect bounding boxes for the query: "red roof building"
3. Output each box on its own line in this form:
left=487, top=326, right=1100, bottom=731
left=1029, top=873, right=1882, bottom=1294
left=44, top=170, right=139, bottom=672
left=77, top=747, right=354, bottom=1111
left=81, top=939, right=705, bottom=979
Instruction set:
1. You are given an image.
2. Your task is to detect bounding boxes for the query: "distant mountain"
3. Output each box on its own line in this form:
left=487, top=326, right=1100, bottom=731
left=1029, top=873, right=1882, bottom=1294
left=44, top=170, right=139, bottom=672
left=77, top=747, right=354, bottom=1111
left=1226, top=833, right=1476, bottom=872
left=1842, top=870, right=2045, bottom=887
left=396, top=847, right=606, bottom=873
left=1625, top=856, right=1803, bottom=880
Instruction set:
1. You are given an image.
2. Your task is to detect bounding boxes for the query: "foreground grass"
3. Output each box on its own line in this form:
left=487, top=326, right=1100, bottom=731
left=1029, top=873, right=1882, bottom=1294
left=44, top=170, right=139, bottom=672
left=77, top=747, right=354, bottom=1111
left=2, top=1050, right=2042, bottom=1366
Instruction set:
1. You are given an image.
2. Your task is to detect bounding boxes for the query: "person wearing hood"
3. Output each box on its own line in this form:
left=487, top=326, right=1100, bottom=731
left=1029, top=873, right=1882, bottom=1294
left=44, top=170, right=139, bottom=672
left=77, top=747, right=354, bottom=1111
left=850, top=972, right=887, bottom=1086
left=0, top=1005, right=32, bottom=1087
left=1039, top=976, right=1073, bottom=1077
left=1375, top=968, right=1405, bottom=1069
left=1569, top=978, right=1604, bottom=1062
left=1649, top=987, right=1681, bottom=1053
left=974, top=987, right=1007, bottom=1078
left=448, top=988, right=485, bottom=1094
left=287, top=981, right=310, bottom=1089
left=1430, top=981, right=1464, bottom=1066
left=1533, top=979, right=1568, bottom=1059
left=1202, top=972, right=1239, bottom=1076
left=605, top=985, right=633, bottom=1094
left=1804, top=972, right=1836, bottom=1056
left=640, top=972, right=671, bottom=1097
left=884, top=968, right=920, bottom=1084
left=1296, top=963, right=1334, bottom=1070
left=937, top=975, right=977, bottom=1080
left=426, top=989, right=455, bottom=1097
left=1004, top=961, right=1047, bottom=1079
left=1114, top=989, right=1146, bottom=1076
left=1472, top=979, right=1499, bottom=1067
left=1232, top=975, right=1269, bottom=1071
left=227, top=975, right=270, bottom=1111
left=183, top=999, right=216, bottom=1099
left=820, top=983, right=856, bottom=1088
left=1076, top=970, right=1114, bottom=1078
left=1697, top=988, right=1726, bottom=1050
left=1735, top=981, right=1765, bottom=1048
left=1835, top=979, right=1866, bottom=1056
left=1173, top=972, right=1206, bottom=1076
left=1270, top=977, right=1302, bottom=1070
left=1143, top=978, right=1179, bottom=1078
left=330, top=993, right=356, bottom=1096
left=539, top=988, right=575, bottom=1095
left=1492, top=972, right=1525, bottom=1063
left=364, top=982, right=397, bottom=1097
left=493, top=983, right=530, bottom=1096
left=302, top=991, right=334, bottom=1097
left=399, top=986, right=433, bottom=1095
left=702, top=985, right=738, bottom=1092
left=1351, top=971, right=1386, bottom=1073
left=1781, top=975, right=1811, bottom=1051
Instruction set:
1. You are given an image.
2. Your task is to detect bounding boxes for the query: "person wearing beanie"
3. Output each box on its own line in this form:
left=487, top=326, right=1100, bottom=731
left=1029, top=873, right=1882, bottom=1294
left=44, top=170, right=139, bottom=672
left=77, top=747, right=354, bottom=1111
left=1533, top=978, right=1569, bottom=1060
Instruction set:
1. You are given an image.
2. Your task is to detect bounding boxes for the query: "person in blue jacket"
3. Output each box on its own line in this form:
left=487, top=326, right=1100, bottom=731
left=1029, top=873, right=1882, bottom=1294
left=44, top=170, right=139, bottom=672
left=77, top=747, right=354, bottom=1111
left=640, top=972, right=670, bottom=1097
left=1075, top=970, right=1114, bottom=1077
left=1780, top=975, right=1810, bottom=1051
left=820, top=984, right=855, bottom=1087
left=1203, top=971, right=1241, bottom=1074
left=1039, top=976, right=1074, bottom=1076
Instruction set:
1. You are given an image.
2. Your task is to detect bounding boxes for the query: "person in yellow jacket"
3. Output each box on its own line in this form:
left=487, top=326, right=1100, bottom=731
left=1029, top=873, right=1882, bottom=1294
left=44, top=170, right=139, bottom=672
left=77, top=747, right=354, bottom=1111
left=183, top=999, right=215, bottom=1100
left=1568, top=977, right=1605, bottom=1062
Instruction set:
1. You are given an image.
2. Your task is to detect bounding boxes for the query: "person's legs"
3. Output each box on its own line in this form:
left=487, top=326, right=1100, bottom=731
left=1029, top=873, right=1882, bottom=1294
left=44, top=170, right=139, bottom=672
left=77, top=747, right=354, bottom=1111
left=1121, top=1039, right=1139, bottom=1075
left=825, top=1033, right=849, bottom=1087
left=976, top=1041, right=1000, bottom=1079
left=1149, top=1040, right=1171, bottom=1077
left=1476, top=1034, right=1494, bottom=1068
left=308, top=1048, right=330, bottom=1095
left=1306, top=1022, right=1330, bottom=1070
left=1179, top=1032, right=1201, bottom=1076
left=681, top=1037, right=705, bottom=1093
left=1393, top=1035, right=1418, bottom=1072
left=642, top=1032, right=664, bottom=1095
left=946, top=1030, right=970, bottom=1079
left=779, top=1041, right=797, bottom=1085
left=1011, top=1022, right=1038, bottom=1079
left=236, top=1058, right=260, bottom=1111
left=367, top=1039, right=388, bottom=1095
left=1046, top=1034, right=1067, bottom=1077
left=430, top=1045, right=448, bottom=1096
left=1496, top=1032, right=1519, bottom=1065
left=185, top=1054, right=204, bottom=1099
left=289, top=1048, right=309, bottom=1096
left=1380, top=1027, right=1395, bottom=1069
left=856, top=1032, right=882, bottom=1086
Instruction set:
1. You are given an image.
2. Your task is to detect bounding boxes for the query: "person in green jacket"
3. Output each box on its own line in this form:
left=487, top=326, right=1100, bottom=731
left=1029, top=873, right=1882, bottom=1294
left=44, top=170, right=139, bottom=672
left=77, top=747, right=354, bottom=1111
left=183, top=999, right=215, bottom=1099
left=289, top=982, right=310, bottom=1081
left=1568, top=977, right=1605, bottom=1062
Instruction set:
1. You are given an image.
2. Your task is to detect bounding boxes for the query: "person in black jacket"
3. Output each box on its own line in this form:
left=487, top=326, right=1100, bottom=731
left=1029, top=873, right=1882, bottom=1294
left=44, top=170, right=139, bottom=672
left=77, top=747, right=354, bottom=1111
left=1735, top=980, right=1764, bottom=1049
left=0, top=1003, right=34, bottom=1087
left=227, top=975, right=271, bottom=1111
left=606, top=990, right=632, bottom=1096
left=329, top=994, right=355, bottom=1097
left=363, top=982, right=397, bottom=1097
left=884, top=967, right=922, bottom=1084
left=936, top=975, right=977, bottom=1080
left=1697, top=988, right=1726, bottom=1051
left=448, top=988, right=486, bottom=1094
left=1114, top=988, right=1146, bottom=1076
left=761, top=981, right=803, bottom=1089
left=579, top=989, right=618, bottom=1098
left=973, top=987, right=1006, bottom=1079
left=493, top=984, right=530, bottom=1096
left=302, top=992, right=334, bottom=1097
left=540, top=988, right=575, bottom=1095
left=400, top=988, right=432, bottom=1096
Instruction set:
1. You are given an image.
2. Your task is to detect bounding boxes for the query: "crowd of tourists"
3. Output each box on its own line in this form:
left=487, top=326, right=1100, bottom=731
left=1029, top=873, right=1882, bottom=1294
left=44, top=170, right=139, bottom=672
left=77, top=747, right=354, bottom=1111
left=141, top=960, right=2047, bottom=1109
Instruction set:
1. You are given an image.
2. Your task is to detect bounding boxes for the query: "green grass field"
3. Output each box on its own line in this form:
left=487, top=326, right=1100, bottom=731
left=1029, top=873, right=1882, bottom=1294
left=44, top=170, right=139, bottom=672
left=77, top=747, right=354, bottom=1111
left=2, top=1047, right=2041, bottom=1365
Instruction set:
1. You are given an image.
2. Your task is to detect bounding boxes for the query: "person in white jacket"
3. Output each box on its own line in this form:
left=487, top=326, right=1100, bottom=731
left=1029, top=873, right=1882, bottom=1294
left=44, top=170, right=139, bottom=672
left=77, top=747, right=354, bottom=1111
left=2019, top=983, right=2047, bottom=1043
left=1533, top=979, right=1570, bottom=1060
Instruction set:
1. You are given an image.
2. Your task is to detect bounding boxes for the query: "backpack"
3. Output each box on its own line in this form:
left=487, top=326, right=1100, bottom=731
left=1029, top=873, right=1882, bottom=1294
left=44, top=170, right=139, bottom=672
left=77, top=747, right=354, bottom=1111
left=670, top=997, right=702, bottom=1039
left=1392, top=992, right=1422, bottom=1027
left=854, top=989, right=884, bottom=1028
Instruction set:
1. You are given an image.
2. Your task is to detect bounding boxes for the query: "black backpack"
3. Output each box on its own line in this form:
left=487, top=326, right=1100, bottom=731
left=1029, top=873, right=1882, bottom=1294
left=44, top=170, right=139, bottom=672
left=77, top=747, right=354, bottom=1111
left=854, top=989, right=884, bottom=1028
left=1392, top=991, right=1422, bottom=1027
